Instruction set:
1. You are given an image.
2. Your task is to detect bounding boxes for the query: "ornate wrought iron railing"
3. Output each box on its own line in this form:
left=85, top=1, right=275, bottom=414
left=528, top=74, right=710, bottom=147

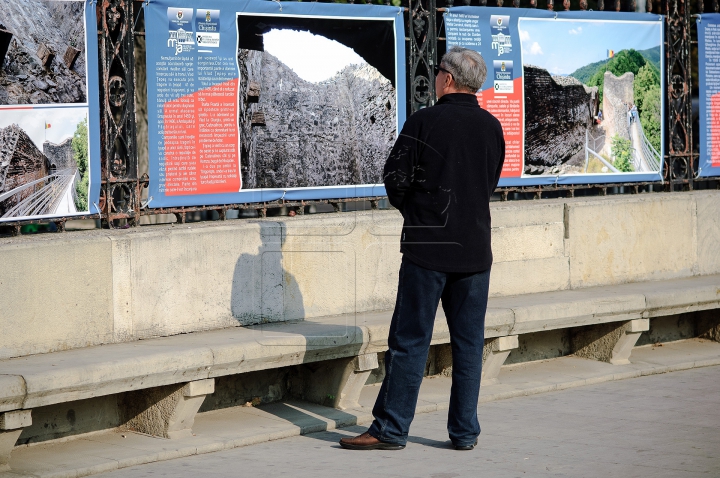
left=1, top=0, right=717, bottom=235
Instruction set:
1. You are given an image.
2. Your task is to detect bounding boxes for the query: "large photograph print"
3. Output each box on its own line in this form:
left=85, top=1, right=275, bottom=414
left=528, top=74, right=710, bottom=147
left=0, top=0, right=98, bottom=222
left=697, top=14, right=720, bottom=178
left=0, top=108, right=89, bottom=218
left=237, top=15, right=397, bottom=190
left=0, top=0, right=86, bottom=105
left=519, top=18, right=662, bottom=177
left=444, top=8, right=664, bottom=186
left=146, top=1, right=405, bottom=207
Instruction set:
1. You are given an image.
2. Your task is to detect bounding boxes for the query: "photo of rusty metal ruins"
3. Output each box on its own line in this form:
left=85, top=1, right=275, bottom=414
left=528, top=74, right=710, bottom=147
left=0, top=0, right=87, bottom=105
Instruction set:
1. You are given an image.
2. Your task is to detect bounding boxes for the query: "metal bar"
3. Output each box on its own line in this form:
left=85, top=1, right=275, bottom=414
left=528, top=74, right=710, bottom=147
left=408, top=0, right=437, bottom=113
left=587, top=149, right=621, bottom=173
left=100, top=0, right=139, bottom=226
left=665, top=0, right=694, bottom=189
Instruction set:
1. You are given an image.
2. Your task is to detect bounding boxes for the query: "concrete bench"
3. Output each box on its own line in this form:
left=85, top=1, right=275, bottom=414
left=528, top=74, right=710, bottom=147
left=0, top=273, right=718, bottom=471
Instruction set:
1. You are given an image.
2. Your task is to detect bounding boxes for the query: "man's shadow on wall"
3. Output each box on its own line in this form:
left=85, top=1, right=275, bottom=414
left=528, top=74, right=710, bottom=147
left=230, top=221, right=304, bottom=326
left=227, top=221, right=367, bottom=439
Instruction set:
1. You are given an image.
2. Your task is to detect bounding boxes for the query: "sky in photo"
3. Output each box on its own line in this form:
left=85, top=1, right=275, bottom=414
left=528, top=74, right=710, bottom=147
left=0, top=106, right=87, bottom=152
left=518, top=19, right=662, bottom=75
left=263, top=29, right=365, bottom=83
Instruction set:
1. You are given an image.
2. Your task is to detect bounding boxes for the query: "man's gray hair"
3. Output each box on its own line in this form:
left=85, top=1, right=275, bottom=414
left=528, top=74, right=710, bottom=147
left=441, top=46, right=487, bottom=93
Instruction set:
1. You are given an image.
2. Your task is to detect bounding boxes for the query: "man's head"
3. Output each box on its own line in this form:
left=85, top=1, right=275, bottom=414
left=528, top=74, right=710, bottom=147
left=435, top=46, right=487, bottom=99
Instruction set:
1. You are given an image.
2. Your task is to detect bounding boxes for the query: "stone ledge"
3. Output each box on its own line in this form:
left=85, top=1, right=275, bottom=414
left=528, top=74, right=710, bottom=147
left=0, top=377, right=24, bottom=414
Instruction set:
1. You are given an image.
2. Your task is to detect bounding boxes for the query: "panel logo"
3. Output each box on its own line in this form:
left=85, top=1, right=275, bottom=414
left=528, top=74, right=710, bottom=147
left=490, top=15, right=512, bottom=56
left=493, top=60, right=513, bottom=93
left=196, top=9, right=220, bottom=49
left=167, top=7, right=195, bottom=55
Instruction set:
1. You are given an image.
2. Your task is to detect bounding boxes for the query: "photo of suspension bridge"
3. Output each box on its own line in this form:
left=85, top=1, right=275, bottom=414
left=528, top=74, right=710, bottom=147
left=0, top=107, right=89, bottom=220
left=519, top=18, right=662, bottom=176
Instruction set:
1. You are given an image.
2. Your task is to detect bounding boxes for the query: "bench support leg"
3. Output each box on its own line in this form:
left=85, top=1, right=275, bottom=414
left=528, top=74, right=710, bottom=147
left=573, top=319, right=649, bottom=365
left=291, top=353, right=379, bottom=410
left=698, top=309, right=720, bottom=342
left=121, top=379, right=214, bottom=439
left=0, top=410, right=31, bottom=472
left=482, top=335, right=519, bottom=385
left=427, top=337, right=518, bottom=385
left=167, top=379, right=215, bottom=439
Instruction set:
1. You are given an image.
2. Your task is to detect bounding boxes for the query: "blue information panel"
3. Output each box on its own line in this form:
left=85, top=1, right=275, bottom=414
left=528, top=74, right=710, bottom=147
left=145, top=0, right=406, bottom=207
left=697, top=14, right=720, bottom=178
left=445, top=8, right=665, bottom=186
left=0, top=0, right=101, bottom=221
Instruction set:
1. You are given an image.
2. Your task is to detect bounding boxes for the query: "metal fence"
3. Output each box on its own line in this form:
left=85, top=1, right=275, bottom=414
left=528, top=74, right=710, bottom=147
left=1, top=0, right=718, bottom=234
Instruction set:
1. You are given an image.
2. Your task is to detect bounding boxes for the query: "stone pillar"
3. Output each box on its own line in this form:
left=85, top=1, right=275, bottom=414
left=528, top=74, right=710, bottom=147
left=291, top=353, right=379, bottom=410
left=121, top=379, right=214, bottom=439
left=0, top=410, right=31, bottom=472
left=697, top=309, right=720, bottom=342
left=36, top=43, right=54, bottom=67
left=426, top=337, right=518, bottom=385
left=63, top=46, right=80, bottom=69
left=482, top=335, right=519, bottom=385
left=572, top=318, right=649, bottom=365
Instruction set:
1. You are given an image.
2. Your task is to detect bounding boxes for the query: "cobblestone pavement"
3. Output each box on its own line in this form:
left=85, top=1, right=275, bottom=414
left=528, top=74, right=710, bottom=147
left=100, top=366, right=720, bottom=478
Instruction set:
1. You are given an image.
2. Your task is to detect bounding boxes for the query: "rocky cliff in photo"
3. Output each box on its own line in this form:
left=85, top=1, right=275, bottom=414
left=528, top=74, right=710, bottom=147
left=523, top=65, right=598, bottom=175
left=237, top=49, right=396, bottom=189
left=0, top=0, right=86, bottom=105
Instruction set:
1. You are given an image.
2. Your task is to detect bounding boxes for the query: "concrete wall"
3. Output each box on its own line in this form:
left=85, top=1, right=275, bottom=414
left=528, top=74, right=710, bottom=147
left=0, top=191, right=718, bottom=360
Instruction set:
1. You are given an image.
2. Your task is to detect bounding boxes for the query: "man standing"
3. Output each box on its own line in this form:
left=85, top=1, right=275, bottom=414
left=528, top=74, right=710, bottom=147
left=340, top=46, right=505, bottom=451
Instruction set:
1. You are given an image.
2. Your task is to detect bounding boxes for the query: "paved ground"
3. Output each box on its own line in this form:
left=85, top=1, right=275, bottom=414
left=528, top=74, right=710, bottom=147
left=98, top=365, right=720, bottom=478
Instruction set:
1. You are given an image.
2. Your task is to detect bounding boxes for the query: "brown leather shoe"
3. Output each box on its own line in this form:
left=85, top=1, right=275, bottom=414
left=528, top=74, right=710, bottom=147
left=339, top=431, right=405, bottom=450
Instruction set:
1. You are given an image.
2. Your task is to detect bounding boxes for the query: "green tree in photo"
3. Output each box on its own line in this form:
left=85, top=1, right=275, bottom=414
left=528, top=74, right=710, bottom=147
left=72, top=118, right=89, bottom=211
left=630, top=63, right=662, bottom=153
left=634, top=63, right=660, bottom=110
left=611, top=135, right=634, bottom=173
left=639, top=85, right=662, bottom=152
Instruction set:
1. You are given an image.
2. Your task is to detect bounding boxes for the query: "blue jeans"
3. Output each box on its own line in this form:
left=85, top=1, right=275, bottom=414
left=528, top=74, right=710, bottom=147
left=367, top=257, right=490, bottom=447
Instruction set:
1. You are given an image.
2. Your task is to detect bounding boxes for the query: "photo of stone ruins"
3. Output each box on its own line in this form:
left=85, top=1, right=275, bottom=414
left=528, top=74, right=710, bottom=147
left=522, top=24, right=662, bottom=176
left=236, top=19, right=397, bottom=189
left=0, top=116, right=89, bottom=218
left=0, top=0, right=87, bottom=105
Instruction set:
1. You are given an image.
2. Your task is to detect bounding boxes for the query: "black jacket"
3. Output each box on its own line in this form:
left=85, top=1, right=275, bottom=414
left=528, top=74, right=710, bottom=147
left=383, top=93, right=505, bottom=273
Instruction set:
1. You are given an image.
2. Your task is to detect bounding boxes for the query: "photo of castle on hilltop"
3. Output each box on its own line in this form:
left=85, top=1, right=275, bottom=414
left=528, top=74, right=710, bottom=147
left=235, top=15, right=398, bottom=189
left=0, top=108, right=89, bottom=220
left=0, top=0, right=87, bottom=105
left=519, top=18, right=662, bottom=176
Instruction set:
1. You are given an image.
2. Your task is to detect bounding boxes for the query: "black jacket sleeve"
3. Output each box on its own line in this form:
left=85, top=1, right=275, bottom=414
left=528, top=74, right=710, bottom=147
left=491, top=132, right=506, bottom=195
left=383, top=121, right=421, bottom=212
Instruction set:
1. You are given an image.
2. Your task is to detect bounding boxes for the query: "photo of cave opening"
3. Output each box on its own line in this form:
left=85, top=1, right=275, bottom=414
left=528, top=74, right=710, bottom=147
left=0, top=0, right=87, bottom=105
left=236, top=14, right=397, bottom=189
left=519, top=19, right=662, bottom=176
left=0, top=107, right=90, bottom=220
